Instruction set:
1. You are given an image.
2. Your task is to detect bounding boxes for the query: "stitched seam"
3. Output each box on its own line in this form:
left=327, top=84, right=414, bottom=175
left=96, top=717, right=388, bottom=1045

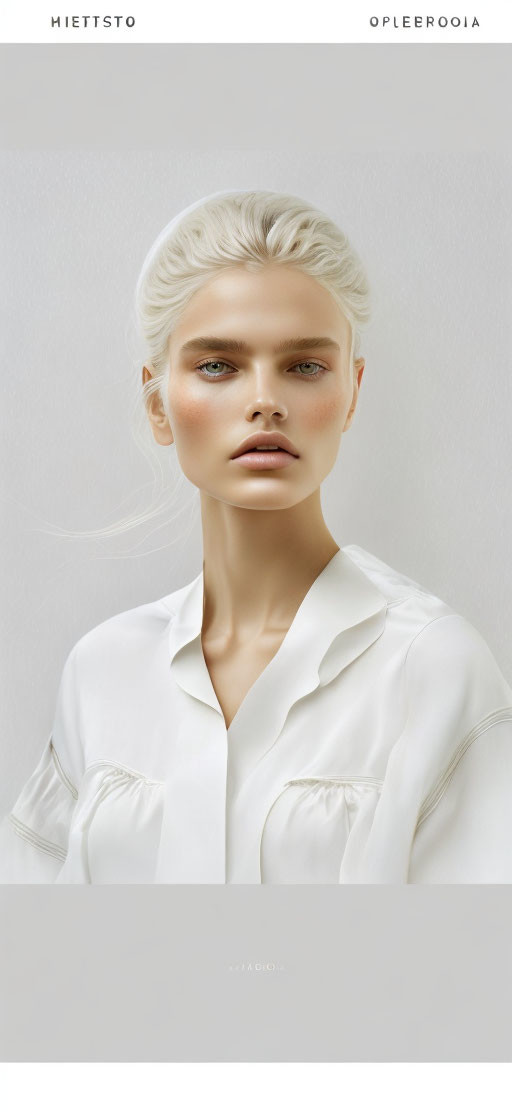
left=404, top=612, right=461, bottom=673
left=8, top=814, right=67, bottom=862
left=416, top=708, right=512, bottom=829
left=83, top=759, right=164, bottom=786
left=285, top=775, right=383, bottom=789
left=396, top=613, right=463, bottom=747
left=342, top=558, right=443, bottom=609
left=50, top=740, right=79, bottom=799
left=385, top=593, right=441, bottom=609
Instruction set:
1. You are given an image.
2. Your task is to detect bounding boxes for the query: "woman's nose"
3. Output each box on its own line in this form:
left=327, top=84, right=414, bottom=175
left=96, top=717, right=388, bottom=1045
left=244, top=396, right=288, bottom=422
left=243, top=363, right=289, bottom=422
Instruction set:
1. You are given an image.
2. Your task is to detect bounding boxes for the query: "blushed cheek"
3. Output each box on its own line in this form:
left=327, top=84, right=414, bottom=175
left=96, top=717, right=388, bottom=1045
left=301, top=391, right=347, bottom=433
left=168, top=390, right=223, bottom=441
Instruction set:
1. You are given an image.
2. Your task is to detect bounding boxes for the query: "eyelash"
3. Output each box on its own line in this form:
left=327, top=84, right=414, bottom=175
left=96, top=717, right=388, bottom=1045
left=194, top=360, right=328, bottom=381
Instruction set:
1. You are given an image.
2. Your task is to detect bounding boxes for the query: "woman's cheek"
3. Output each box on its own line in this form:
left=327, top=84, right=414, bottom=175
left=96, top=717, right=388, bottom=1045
left=169, top=389, right=223, bottom=441
left=301, top=389, right=346, bottom=433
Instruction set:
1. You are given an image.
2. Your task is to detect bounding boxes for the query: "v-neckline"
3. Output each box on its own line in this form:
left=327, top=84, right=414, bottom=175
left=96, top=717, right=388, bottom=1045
left=198, top=551, right=344, bottom=734
left=167, top=546, right=388, bottom=758
left=199, top=623, right=293, bottom=735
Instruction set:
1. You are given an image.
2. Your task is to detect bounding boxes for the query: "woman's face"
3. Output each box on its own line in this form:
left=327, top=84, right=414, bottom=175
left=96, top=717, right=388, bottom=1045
left=145, top=263, right=364, bottom=511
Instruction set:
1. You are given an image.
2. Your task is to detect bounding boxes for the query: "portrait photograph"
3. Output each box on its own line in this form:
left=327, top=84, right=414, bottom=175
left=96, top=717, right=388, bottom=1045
left=1, top=29, right=512, bottom=1069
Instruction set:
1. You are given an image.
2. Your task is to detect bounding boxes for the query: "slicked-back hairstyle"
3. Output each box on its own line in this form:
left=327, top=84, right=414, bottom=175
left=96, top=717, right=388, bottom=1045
left=135, top=189, right=370, bottom=416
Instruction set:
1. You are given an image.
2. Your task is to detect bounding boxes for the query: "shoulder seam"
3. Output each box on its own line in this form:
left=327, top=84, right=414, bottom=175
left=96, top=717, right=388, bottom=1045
left=404, top=612, right=461, bottom=670
left=385, top=592, right=445, bottom=610
left=342, top=548, right=447, bottom=604
left=415, top=707, right=512, bottom=830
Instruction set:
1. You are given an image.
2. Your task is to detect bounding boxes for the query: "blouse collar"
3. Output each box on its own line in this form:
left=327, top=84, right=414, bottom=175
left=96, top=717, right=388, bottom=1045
left=165, top=547, right=388, bottom=750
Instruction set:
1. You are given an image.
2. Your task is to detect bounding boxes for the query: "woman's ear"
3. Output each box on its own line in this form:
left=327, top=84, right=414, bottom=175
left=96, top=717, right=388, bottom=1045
left=343, top=357, right=365, bottom=432
left=142, top=366, right=174, bottom=446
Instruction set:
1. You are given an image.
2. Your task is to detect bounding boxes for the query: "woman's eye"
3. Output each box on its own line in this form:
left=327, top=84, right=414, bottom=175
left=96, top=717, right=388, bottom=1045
left=292, top=361, right=325, bottom=378
left=196, top=360, right=234, bottom=378
left=195, top=359, right=326, bottom=380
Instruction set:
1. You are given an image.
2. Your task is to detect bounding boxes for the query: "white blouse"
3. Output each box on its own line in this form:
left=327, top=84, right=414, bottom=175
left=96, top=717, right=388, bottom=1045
left=1, top=544, right=512, bottom=884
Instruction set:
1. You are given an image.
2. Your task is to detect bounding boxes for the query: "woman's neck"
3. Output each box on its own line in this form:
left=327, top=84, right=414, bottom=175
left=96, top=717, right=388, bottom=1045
left=199, top=489, right=340, bottom=641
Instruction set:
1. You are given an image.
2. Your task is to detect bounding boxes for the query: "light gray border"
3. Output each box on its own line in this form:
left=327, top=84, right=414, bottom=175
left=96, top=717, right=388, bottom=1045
left=1, top=886, right=512, bottom=1061
left=0, top=44, right=510, bottom=150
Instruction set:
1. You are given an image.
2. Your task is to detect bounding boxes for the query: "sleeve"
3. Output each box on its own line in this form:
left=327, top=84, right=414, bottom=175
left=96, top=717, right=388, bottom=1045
left=404, top=614, right=512, bottom=884
left=0, top=644, right=85, bottom=883
left=347, top=612, right=512, bottom=884
left=408, top=713, right=512, bottom=883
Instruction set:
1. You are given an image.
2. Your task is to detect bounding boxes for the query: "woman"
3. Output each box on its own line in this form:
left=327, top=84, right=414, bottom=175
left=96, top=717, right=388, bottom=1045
left=1, top=188, right=511, bottom=884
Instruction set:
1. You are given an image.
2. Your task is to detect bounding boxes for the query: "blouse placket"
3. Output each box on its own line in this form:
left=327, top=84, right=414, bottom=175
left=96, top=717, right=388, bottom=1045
left=155, top=552, right=388, bottom=884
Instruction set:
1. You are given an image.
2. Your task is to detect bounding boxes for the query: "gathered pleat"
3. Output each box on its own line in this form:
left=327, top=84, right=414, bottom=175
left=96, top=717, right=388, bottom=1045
left=56, top=762, right=165, bottom=884
left=260, top=777, right=383, bottom=884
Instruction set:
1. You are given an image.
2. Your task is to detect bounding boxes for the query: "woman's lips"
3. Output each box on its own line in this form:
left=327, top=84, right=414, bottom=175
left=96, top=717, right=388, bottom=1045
left=231, top=450, right=298, bottom=470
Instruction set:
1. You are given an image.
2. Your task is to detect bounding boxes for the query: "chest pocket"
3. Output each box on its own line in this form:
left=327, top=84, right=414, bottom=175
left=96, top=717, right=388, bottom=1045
left=259, top=776, right=383, bottom=884
left=57, top=761, right=165, bottom=884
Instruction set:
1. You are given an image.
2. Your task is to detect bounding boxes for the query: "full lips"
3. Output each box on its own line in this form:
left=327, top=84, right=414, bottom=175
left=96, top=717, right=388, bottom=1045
left=231, top=450, right=299, bottom=470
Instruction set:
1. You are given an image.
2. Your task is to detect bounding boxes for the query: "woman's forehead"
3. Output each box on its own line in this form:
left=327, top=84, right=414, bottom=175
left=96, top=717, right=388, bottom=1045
left=171, top=264, right=350, bottom=346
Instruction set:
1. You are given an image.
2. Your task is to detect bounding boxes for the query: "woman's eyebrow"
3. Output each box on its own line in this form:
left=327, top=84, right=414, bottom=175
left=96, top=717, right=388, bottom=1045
left=179, top=336, right=341, bottom=356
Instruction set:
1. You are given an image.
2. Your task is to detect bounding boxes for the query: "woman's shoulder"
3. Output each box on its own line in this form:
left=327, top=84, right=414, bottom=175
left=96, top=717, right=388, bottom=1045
left=343, top=543, right=449, bottom=612
left=343, top=544, right=511, bottom=695
left=64, top=579, right=195, bottom=676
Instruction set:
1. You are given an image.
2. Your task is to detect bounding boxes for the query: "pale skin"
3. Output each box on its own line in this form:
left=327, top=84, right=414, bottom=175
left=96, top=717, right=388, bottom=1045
left=143, top=263, right=364, bottom=730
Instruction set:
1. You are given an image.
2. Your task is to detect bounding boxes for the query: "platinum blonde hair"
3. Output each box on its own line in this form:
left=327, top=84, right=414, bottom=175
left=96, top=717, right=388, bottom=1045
left=135, top=188, right=370, bottom=423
